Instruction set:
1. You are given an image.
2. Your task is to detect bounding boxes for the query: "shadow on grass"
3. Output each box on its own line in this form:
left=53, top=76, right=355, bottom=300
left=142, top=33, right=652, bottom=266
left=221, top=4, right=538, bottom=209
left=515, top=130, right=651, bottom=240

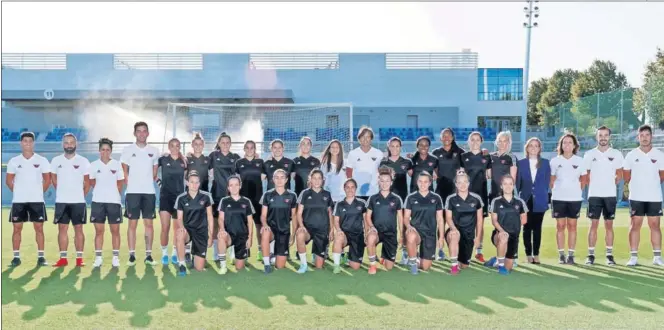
left=3, top=254, right=664, bottom=327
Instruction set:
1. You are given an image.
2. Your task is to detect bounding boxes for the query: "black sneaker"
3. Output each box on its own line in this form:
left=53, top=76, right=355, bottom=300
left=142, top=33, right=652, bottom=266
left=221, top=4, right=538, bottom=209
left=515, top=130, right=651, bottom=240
left=37, top=257, right=48, bottom=266
left=585, top=255, right=595, bottom=265
left=606, top=255, right=616, bottom=266
left=558, top=255, right=566, bottom=264
left=145, top=255, right=157, bottom=266
left=10, top=257, right=21, bottom=267
left=178, top=264, right=187, bottom=276
left=566, top=256, right=576, bottom=265
left=128, top=254, right=136, bottom=266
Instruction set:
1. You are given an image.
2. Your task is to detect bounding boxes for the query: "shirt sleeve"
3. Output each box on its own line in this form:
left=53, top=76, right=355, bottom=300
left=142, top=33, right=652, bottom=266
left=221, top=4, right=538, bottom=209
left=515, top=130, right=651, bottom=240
left=120, top=148, right=131, bottom=165
left=259, top=192, right=268, bottom=207
left=247, top=199, right=256, bottom=216
left=366, top=196, right=374, bottom=211
left=205, top=193, right=213, bottom=207
left=152, top=148, right=159, bottom=166
left=484, top=154, right=492, bottom=169
left=582, top=152, right=592, bottom=173
left=175, top=195, right=185, bottom=211
left=658, top=151, right=664, bottom=171
left=290, top=193, right=298, bottom=209
left=346, top=150, right=356, bottom=169
left=296, top=190, right=306, bottom=205
left=404, top=195, right=413, bottom=210
left=89, top=163, right=97, bottom=180
left=435, top=194, right=444, bottom=211
left=83, top=158, right=91, bottom=175
left=519, top=199, right=529, bottom=214
left=613, top=151, right=625, bottom=170
left=6, top=159, right=16, bottom=174
left=49, top=158, right=58, bottom=174
left=396, top=196, right=403, bottom=210
left=622, top=152, right=633, bottom=170
left=550, top=158, right=559, bottom=176
left=326, top=192, right=334, bottom=208
left=116, top=162, right=125, bottom=180
left=333, top=202, right=342, bottom=217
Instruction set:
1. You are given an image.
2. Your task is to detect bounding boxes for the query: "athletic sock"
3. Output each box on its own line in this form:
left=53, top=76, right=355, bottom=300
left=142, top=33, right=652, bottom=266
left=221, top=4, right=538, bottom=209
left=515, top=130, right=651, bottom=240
left=161, top=246, right=168, bottom=256
left=219, top=254, right=226, bottom=267
left=179, top=261, right=186, bottom=267
left=630, top=250, right=638, bottom=258
left=497, top=257, right=505, bottom=267
left=185, top=242, right=192, bottom=254
left=129, top=250, right=135, bottom=257
left=299, top=253, right=307, bottom=265
left=588, top=247, right=595, bottom=256
left=14, top=251, right=20, bottom=259
left=408, top=257, right=417, bottom=266
left=568, top=250, right=575, bottom=257
left=60, top=251, right=67, bottom=259
left=263, top=257, right=270, bottom=266
left=476, top=246, right=483, bottom=254
left=37, top=250, right=43, bottom=258
left=76, top=251, right=83, bottom=259
left=213, top=240, right=219, bottom=258
left=113, top=250, right=120, bottom=257
left=270, top=241, right=275, bottom=255
left=146, top=250, right=152, bottom=258
left=333, top=252, right=341, bottom=265
left=369, top=255, right=377, bottom=265
left=606, top=246, right=613, bottom=256
left=558, top=249, right=565, bottom=257
left=95, top=250, right=102, bottom=258
left=654, top=250, right=662, bottom=257
left=451, top=256, right=459, bottom=266
left=172, top=247, right=177, bottom=257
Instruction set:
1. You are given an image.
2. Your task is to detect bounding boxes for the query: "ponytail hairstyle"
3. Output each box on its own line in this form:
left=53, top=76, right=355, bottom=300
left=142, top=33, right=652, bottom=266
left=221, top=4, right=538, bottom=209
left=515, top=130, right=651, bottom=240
left=454, top=171, right=470, bottom=192
left=386, top=137, right=402, bottom=158
left=298, top=136, right=313, bottom=157
left=187, top=169, right=200, bottom=181
left=168, top=137, right=187, bottom=168
left=416, top=171, right=433, bottom=187
left=244, top=140, right=257, bottom=158
left=215, top=132, right=231, bottom=152
left=227, top=174, right=243, bottom=192
left=441, top=127, right=462, bottom=152
left=190, top=131, right=204, bottom=155
left=344, top=178, right=358, bottom=190
left=415, top=136, right=432, bottom=155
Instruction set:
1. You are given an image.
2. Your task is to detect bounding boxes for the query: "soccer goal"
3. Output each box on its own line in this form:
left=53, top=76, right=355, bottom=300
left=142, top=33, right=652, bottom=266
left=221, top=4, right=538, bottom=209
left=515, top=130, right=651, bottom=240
left=164, top=103, right=354, bottom=157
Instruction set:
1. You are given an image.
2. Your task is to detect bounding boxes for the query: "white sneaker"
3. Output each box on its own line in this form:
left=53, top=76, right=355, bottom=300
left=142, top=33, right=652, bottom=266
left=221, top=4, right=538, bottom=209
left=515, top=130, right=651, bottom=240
left=112, top=257, right=120, bottom=267
left=626, top=257, right=638, bottom=266
left=653, top=257, right=664, bottom=266
left=93, top=257, right=103, bottom=268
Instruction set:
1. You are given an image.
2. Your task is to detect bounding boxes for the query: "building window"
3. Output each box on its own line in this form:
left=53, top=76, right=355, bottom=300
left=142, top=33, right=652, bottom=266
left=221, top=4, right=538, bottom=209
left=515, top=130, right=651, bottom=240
left=477, top=68, right=523, bottom=101
left=477, top=116, right=522, bottom=140
left=406, top=115, right=418, bottom=128
left=326, top=115, right=339, bottom=128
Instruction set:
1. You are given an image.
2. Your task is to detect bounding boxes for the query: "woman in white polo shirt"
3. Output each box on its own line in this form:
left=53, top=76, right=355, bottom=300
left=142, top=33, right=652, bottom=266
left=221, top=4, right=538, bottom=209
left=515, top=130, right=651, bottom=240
left=346, top=126, right=384, bottom=201
left=550, top=133, right=587, bottom=265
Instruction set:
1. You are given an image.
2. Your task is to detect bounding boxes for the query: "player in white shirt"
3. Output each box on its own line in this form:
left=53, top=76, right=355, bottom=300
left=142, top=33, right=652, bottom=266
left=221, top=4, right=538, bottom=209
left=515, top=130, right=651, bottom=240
left=582, top=126, right=623, bottom=266
left=121, top=121, right=160, bottom=266
left=550, top=133, right=587, bottom=265
left=51, top=133, right=91, bottom=267
left=89, top=138, right=125, bottom=268
left=5, top=132, right=51, bottom=267
left=346, top=126, right=383, bottom=200
left=320, top=140, right=347, bottom=204
left=622, top=125, right=664, bottom=266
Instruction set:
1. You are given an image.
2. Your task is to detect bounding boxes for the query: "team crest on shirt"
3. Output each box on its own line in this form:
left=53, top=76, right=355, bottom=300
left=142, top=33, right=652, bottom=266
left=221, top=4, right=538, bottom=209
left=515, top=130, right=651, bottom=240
left=515, top=205, right=520, bottom=210
left=401, top=165, right=407, bottom=170
left=652, top=159, right=658, bottom=163
left=452, top=153, right=457, bottom=158
left=431, top=199, right=436, bottom=203
left=167, top=163, right=171, bottom=166
left=323, top=196, right=328, bottom=201
left=558, top=164, right=563, bottom=168
left=390, top=202, right=395, bottom=206
left=357, top=206, right=363, bottom=210
left=74, top=164, right=80, bottom=169
left=148, top=154, right=154, bottom=157
left=270, top=165, right=274, bottom=168
left=296, top=161, right=301, bottom=165
left=97, top=169, right=101, bottom=173
left=470, top=203, right=475, bottom=207
left=217, top=158, right=220, bottom=161
left=231, top=159, right=235, bottom=162
left=343, top=208, right=347, bottom=212
left=255, top=163, right=260, bottom=167
left=481, top=159, right=487, bottom=164
left=592, top=158, right=597, bottom=162
left=17, top=165, right=22, bottom=168
left=284, top=164, right=289, bottom=168
left=428, top=162, right=434, bottom=167
left=371, top=157, right=377, bottom=161
left=33, top=164, right=40, bottom=168
left=608, top=157, right=614, bottom=161
left=180, top=163, right=185, bottom=168
left=240, top=165, right=245, bottom=168
left=500, top=205, right=504, bottom=208
left=200, top=200, right=206, bottom=205
left=58, top=165, right=62, bottom=168
left=311, top=161, right=315, bottom=166
left=501, top=160, right=506, bottom=164
left=572, top=165, right=578, bottom=169
left=111, top=170, right=117, bottom=174
left=465, top=158, right=469, bottom=162
left=132, top=154, right=136, bottom=157
left=241, top=204, right=247, bottom=209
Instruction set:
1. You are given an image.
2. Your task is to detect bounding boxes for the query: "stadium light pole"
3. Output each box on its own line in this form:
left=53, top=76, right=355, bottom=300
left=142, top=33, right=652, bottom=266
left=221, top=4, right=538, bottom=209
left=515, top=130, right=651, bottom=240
left=522, top=0, right=539, bottom=145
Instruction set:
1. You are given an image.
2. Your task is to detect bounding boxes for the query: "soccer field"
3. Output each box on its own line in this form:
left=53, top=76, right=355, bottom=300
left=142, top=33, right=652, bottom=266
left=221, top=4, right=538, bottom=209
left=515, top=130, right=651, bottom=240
left=2, top=207, right=664, bottom=329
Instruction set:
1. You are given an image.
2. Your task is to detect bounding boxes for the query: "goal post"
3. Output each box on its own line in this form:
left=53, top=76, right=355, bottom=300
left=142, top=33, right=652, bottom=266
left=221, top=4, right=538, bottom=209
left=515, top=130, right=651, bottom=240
left=165, top=102, right=354, bottom=157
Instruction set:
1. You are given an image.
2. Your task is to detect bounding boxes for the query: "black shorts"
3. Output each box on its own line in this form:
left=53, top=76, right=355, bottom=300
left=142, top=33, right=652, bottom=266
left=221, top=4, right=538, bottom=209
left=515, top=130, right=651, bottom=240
left=551, top=200, right=582, bottom=219
left=54, top=203, right=87, bottom=225
left=90, top=202, right=123, bottom=224
left=229, top=232, right=249, bottom=260
left=416, top=228, right=437, bottom=261
left=491, top=229, right=519, bottom=259
left=306, top=229, right=330, bottom=259
left=377, top=230, right=398, bottom=262
left=445, top=228, right=474, bottom=265
left=124, top=193, right=156, bottom=220
left=629, top=200, right=664, bottom=217
left=587, top=197, right=617, bottom=220
left=270, top=226, right=291, bottom=257
left=436, top=180, right=454, bottom=203
left=251, top=200, right=262, bottom=225
left=343, top=231, right=365, bottom=263
left=185, top=227, right=209, bottom=258
left=159, top=193, right=177, bottom=217
left=9, top=202, right=47, bottom=223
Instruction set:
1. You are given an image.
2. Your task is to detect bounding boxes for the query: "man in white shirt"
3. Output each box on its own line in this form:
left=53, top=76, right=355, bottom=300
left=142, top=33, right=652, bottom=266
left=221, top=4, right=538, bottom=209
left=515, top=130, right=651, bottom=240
left=346, top=126, right=383, bottom=200
left=51, top=133, right=91, bottom=268
left=622, top=125, right=664, bottom=266
left=121, top=122, right=160, bottom=266
left=89, top=138, right=125, bottom=268
left=5, top=132, right=51, bottom=267
left=582, top=126, right=624, bottom=266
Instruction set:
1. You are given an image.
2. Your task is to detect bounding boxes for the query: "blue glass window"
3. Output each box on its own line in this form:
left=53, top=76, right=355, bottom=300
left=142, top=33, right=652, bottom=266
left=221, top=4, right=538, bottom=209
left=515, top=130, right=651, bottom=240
left=477, top=68, right=523, bottom=101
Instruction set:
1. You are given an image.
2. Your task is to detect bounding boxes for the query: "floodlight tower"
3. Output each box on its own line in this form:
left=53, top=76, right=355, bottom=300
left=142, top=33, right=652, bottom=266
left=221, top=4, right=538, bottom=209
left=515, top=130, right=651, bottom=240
left=522, top=0, right=539, bottom=145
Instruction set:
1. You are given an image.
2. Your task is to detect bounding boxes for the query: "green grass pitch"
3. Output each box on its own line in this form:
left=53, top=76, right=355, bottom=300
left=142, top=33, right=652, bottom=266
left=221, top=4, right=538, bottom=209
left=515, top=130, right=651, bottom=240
left=2, top=207, right=664, bottom=329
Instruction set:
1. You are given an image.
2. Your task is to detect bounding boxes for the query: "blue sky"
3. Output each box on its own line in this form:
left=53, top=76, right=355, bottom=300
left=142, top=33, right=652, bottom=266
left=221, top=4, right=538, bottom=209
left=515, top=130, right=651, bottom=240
left=2, top=2, right=663, bottom=87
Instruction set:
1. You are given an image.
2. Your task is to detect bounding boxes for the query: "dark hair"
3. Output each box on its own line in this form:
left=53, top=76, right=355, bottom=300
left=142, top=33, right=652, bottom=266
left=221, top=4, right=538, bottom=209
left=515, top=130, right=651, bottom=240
left=244, top=140, right=256, bottom=149
left=227, top=174, right=242, bottom=187
left=192, top=131, right=204, bottom=142
left=320, top=139, right=344, bottom=174
left=596, top=126, right=612, bottom=135
left=556, top=132, right=580, bottom=155
left=187, top=170, right=200, bottom=180
left=357, top=126, right=374, bottom=140
left=416, top=136, right=431, bottom=147
left=308, top=168, right=324, bottom=186
left=378, top=166, right=394, bottom=180
left=134, top=121, right=149, bottom=132
left=20, top=132, right=35, bottom=141
left=62, top=132, right=77, bottom=141
left=638, top=124, right=653, bottom=135
left=344, top=178, right=358, bottom=189
left=441, top=127, right=462, bottom=152
left=386, top=137, right=402, bottom=158
left=215, top=132, right=231, bottom=151
left=499, top=174, right=515, bottom=196
left=417, top=171, right=433, bottom=183
left=98, top=137, right=113, bottom=150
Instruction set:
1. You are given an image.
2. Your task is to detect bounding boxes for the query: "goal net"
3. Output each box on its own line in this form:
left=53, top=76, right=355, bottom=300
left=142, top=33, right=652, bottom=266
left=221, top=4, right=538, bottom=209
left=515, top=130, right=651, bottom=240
left=165, top=103, right=354, bottom=157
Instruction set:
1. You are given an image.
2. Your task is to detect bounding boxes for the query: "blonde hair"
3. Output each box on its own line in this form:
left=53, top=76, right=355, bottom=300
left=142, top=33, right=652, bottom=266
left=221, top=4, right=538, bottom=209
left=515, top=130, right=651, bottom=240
left=495, top=131, right=513, bottom=153
left=524, top=137, right=542, bottom=169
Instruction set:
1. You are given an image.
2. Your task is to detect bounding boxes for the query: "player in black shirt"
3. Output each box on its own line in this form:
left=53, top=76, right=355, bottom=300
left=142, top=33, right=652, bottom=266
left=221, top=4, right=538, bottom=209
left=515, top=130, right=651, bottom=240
left=217, top=175, right=254, bottom=274
left=293, top=136, right=321, bottom=196
left=235, top=140, right=266, bottom=262
left=174, top=171, right=214, bottom=276
left=489, top=131, right=518, bottom=202
left=157, top=138, right=187, bottom=266
left=410, top=136, right=437, bottom=193
left=264, top=139, right=295, bottom=193
left=187, top=132, right=210, bottom=192
left=444, top=172, right=484, bottom=275
left=331, top=178, right=367, bottom=273
left=208, top=132, right=241, bottom=261
left=259, top=169, right=298, bottom=273
left=460, top=131, right=492, bottom=263
left=296, top=169, right=334, bottom=273
left=404, top=171, right=445, bottom=275
left=486, top=175, right=527, bottom=275
left=380, top=137, right=413, bottom=201
left=365, top=167, right=403, bottom=274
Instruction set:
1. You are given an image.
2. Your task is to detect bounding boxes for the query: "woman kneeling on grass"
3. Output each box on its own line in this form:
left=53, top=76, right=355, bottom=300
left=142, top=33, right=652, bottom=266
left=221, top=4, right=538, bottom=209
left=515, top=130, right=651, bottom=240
left=216, top=175, right=254, bottom=275
left=296, top=169, right=334, bottom=273
left=364, top=167, right=404, bottom=274
left=404, top=171, right=445, bottom=275
left=331, top=178, right=368, bottom=273
left=444, top=171, right=483, bottom=275
left=175, top=170, right=214, bottom=276
left=485, top=175, right=528, bottom=275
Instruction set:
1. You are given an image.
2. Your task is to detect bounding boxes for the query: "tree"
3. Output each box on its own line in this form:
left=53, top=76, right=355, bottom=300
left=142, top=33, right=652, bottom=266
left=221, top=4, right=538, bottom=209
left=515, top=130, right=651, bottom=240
left=537, top=69, right=581, bottom=129
left=527, top=78, right=548, bottom=126
left=634, top=48, right=664, bottom=128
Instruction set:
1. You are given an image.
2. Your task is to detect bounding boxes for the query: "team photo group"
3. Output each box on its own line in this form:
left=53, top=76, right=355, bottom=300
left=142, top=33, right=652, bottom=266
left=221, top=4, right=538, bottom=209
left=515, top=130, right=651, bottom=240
left=5, top=121, right=664, bottom=277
